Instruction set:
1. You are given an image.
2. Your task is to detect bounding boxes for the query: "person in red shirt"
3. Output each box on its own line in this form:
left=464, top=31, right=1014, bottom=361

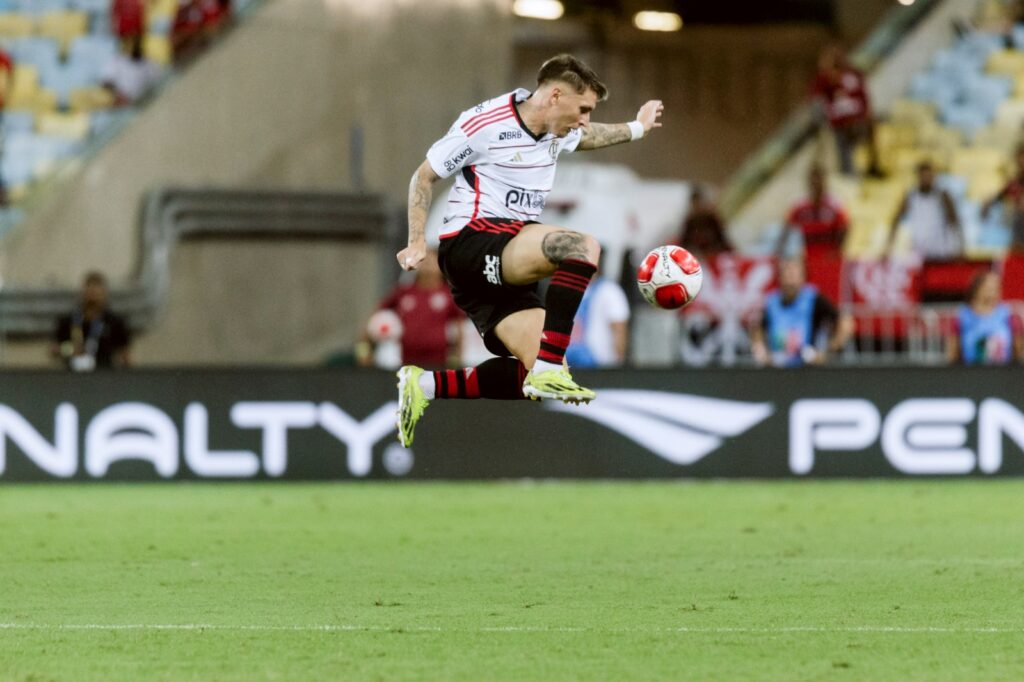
left=812, top=44, right=882, bottom=177
left=112, top=0, right=145, bottom=51
left=0, top=46, right=13, bottom=205
left=776, top=164, right=849, bottom=302
left=360, top=249, right=464, bottom=369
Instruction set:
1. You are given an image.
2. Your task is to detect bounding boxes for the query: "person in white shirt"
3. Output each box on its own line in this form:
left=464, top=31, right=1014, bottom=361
left=395, top=54, right=663, bottom=446
left=888, top=160, right=963, bottom=259
left=102, top=37, right=164, bottom=105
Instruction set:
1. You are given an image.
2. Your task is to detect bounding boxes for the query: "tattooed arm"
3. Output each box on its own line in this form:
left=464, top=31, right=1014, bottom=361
left=577, top=99, right=665, bottom=151
left=577, top=123, right=633, bottom=151
left=397, top=159, right=440, bottom=271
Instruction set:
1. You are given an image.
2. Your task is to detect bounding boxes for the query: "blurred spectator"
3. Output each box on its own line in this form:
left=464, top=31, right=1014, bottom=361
left=888, top=161, right=962, bottom=260
left=777, top=165, right=848, bottom=259
left=565, top=263, right=630, bottom=368
left=982, top=143, right=1024, bottom=253
left=112, top=0, right=145, bottom=52
left=776, top=164, right=847, bottom=300
left=173, top=0, right=232, bottom=60
left=750, top=258, right=853, bottom=367
left=811, top=44, right=882, bottom=176
left=102, top=36, right=164, bottom=105
left=946, top=270, right=1023, bottom=364
left=0, top=45, right=12, bottom=206
left=358, top=249, right=463, bottom=369
left=52, top=272, right=131, bottom=371
left=678, top=186, right=732, bottom=259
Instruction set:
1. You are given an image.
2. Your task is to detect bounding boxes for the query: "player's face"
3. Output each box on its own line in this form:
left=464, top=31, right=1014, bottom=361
left=551, top=87, right=598, bottom=137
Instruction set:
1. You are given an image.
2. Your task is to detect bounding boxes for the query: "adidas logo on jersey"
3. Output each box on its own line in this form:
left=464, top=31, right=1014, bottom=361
left=483, top=255, right=502, bottom=285
left=509, top=153, right=523, bottom=163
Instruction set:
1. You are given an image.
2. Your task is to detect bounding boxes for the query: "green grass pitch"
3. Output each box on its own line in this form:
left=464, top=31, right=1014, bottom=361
left=3, top=481, right=1024, bottom=680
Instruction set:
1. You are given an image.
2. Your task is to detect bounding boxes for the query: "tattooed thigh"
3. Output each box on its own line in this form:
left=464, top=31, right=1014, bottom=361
left=541, top=231, right=589, bottom=264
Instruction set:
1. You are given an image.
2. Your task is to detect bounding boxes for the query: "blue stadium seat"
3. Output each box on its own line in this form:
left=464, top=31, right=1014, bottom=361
left=70, top=0, right=110, bottom=11
left=39, top=61, right=96, bottom=107
left=1, top=110, right=33, bottom=134
left=68, top=34, right=116, bottom=80
left=9, top=36, right=60, bottom=71
left=14, top=0, right=70, bottom=14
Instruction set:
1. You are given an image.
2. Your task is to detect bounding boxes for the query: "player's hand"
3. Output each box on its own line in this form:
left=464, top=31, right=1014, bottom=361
left=636, top=100, right=664, bottom=135
left=397, top=243, right=427, bottom=271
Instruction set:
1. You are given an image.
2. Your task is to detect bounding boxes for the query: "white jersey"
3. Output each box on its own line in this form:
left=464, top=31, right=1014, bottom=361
left=426, top=88, right=583, bottom=240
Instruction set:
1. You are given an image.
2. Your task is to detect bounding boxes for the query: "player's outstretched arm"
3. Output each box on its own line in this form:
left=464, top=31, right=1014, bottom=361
left=398, top=159, right=440, bottom=271
left=578, top=100, right=664, bottom=151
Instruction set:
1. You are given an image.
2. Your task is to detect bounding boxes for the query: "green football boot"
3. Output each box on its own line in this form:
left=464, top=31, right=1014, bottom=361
left=396, top=365, right=430, bottom=447
left=522, top=366, right=596, bottom=405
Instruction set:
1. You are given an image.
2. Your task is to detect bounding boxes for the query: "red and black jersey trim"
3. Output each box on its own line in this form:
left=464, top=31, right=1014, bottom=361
left=510, top=93, right=544, bottom=142
left=465, top=217, right=529, bottom=236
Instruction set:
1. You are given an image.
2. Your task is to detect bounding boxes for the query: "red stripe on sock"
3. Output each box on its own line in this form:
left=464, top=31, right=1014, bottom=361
left=549, top=281, right=588, bottom=294
left=542, top=330, right=571, bottom=347
left=465, top=368, right=480, bottom=398
left=553, top=271, right=593, bottom=285
left=537, top=349, right=564, bottom=363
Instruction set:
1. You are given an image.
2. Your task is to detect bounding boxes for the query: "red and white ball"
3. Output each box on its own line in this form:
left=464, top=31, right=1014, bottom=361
left=636, top=245, right=703, bottom=310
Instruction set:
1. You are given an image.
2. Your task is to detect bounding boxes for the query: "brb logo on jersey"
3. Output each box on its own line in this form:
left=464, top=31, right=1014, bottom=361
left=505, top=189, right=545, bottom=212
left=483, top=255, right=502, bottom=285
left=499, top=131, right=522, bottom=141
left=444, top=146, right=473, bottom=174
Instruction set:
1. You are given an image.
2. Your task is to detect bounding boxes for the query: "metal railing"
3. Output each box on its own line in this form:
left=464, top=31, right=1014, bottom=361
left=0, top=189, right=397, bottom=340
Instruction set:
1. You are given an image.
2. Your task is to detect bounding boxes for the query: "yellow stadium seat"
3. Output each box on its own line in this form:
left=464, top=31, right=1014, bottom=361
left=143, top=35, right=172, bottom=65
left=37, top=11, right=88, bottom=53
left=950, top=147, right=1007, bottom=176
left=889, top=99, right=936, bottom=125
left=967, top=170, right=1006, bottom=203
left=887, top=148, right=934, bottom=175
left=69, top=86, right=115, bottom=112
left=7, top=64, right=39, bottom=110
left=26, top=88, right=58, bottom=114
left=917, top=124, right=963, bottom=152
left=0, top=13, right=32, bottom=38
left=995, top=97, right=1024, bottom=129
left=147, top=0, right=178, bottom=20
left=973, top=124, right=1020, bottom=151
left=987, top=49, right=1024, bottom=76
left=875, top=122, right=918, bottom=150
left=36, top=111, right=90, bottom=140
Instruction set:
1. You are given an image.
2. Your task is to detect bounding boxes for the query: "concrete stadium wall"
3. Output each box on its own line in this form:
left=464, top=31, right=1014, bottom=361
left=514, top=24, right=835, bottom=187
left=0, top=0, right=511, bottom=365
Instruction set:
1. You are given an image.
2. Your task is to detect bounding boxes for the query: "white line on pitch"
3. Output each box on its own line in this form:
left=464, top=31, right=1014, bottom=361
left=0, top=624, right=1021, bottom=634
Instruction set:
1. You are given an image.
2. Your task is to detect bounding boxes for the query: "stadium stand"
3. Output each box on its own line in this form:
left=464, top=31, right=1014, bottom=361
left=0, top=0, right=233, bottom=222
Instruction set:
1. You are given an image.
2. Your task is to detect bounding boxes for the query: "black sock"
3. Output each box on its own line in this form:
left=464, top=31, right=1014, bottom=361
left=433, top=357, right=527, bottom=400
left=538, top=258, right=596, bottom=365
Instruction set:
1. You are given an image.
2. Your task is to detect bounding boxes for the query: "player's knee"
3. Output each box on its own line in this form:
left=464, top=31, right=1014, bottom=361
left=581, top=234, right=601, bottom=265
left=541, top=230, right=598, bottom=265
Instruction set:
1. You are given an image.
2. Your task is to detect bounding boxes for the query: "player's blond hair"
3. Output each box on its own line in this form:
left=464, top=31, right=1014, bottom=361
left=536, top=54, right=608, bottom=101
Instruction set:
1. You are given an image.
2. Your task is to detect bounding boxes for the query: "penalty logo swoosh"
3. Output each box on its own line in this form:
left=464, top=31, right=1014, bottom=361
left=545, top=390, right=773, bottom=465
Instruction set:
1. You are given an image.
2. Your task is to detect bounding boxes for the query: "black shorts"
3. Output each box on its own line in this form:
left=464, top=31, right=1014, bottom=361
left=437, top=218, right=543, bottom=356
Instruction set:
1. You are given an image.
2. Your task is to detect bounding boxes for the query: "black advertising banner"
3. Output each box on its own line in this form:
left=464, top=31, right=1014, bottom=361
left=0, top=367, right=1022, bottom=481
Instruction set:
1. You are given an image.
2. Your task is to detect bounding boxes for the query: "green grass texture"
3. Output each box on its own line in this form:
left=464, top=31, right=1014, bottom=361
left=2, top=481, right=1024, bottom=680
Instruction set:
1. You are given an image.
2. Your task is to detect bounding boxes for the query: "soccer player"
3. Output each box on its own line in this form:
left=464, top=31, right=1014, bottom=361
left=395, top=54, right=663, bottom=446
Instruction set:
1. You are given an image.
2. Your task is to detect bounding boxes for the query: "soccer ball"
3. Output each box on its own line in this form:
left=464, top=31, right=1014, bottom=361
left=636, top=245, right=703, bottom=309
